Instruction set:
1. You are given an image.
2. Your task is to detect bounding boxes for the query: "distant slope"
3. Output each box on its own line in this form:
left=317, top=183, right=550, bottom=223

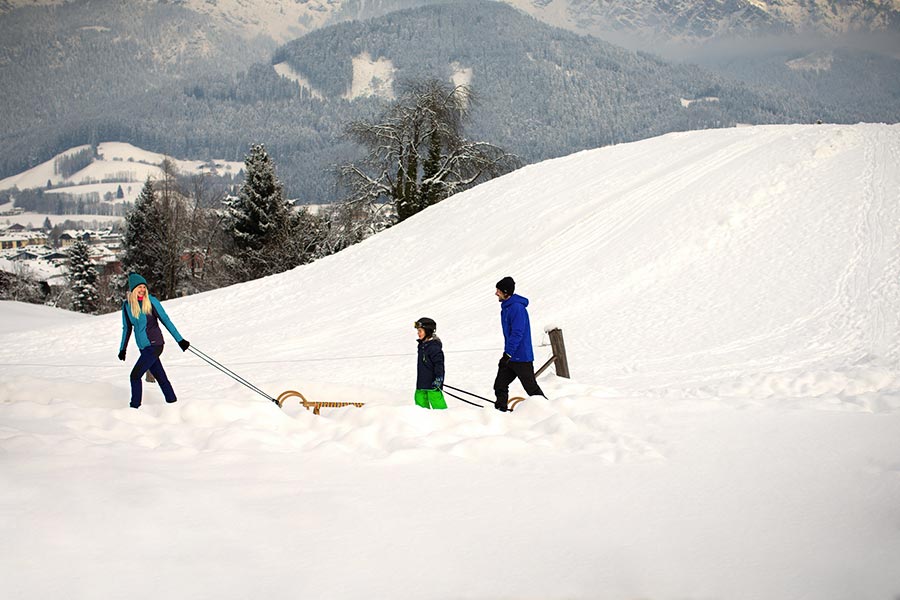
left=0, top=142, right=244, bottom=212
left=694, top=45, right=900, bottom=123
left=503, top=0, right=900, bottom=46
left=0, top=142, right=243, bottom=192
left=0, top=0, right=280, bottom=176
left=270, top=1, right=831, bottom=188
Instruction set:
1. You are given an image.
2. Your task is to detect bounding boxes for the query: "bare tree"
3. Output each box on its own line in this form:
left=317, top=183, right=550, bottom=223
left=121, top=167, right=191, bottom=300
left=313, top=202, right=384, bottom=257
left=339, top=78, right=520, bottom=226
left=153, top=161, right=190, bottom=298
left=1, top=262, right=43, bottom=303
left=183, top=172, right=229, bottom=292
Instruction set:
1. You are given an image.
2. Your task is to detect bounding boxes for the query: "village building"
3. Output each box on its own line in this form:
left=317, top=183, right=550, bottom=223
left=0, top=230, right=48, bottom=250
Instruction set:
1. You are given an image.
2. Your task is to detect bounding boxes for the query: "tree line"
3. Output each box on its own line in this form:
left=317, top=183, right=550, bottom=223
left=10, top=187, right=130, bottom=217
left=47, top=78, right=516, bottom=314
left=54, top=147, right=94, bottom=179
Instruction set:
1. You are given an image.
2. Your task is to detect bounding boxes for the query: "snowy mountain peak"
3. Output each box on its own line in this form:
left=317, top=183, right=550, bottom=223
left=5, top=0, right=896, bottom=45
left=0, top=0, right=340, bottom=41
left=503, top=0, right=900, bottom=45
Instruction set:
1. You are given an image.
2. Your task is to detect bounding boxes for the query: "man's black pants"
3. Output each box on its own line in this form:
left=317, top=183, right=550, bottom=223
left=493, top=360, right=544, bottom=411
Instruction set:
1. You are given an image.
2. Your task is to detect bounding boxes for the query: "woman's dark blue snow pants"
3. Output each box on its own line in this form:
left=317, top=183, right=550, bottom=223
left=130, top=345, right=176, bottom=407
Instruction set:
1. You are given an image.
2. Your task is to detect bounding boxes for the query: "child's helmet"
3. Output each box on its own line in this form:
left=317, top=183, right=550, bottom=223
left=414, top=317, right=437, bottom=336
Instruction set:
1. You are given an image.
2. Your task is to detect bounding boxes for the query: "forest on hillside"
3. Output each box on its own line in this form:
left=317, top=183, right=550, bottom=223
left=1, top=0, right=897, bottom=201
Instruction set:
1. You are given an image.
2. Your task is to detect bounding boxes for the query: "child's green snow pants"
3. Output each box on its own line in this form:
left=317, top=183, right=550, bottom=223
left=415, top=388, right=447, bottom=409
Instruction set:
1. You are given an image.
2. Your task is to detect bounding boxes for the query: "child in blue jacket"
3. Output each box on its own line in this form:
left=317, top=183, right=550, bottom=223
left=414, top=317, right=447, bottom=409
left=118, top=273, right=190, bottom=408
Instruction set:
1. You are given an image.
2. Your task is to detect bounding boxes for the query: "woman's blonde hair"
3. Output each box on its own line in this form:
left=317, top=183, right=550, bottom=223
left=128, top=288, right=152, bottom=318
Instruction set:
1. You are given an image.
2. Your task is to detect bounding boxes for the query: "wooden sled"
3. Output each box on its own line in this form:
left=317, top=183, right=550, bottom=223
left=276, top=390, right=365, bottom=415
left=508, top=396, right=526, bottom=412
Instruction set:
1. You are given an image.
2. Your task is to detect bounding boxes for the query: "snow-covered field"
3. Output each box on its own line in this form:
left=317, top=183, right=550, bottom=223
left=1, top=123, right=899, bottom=599
left=344, top=52, right=396, bottom=100
left=0, top=141, right=243, bottom=205
left=0, top=213, right=123, bottom=229
left=0, top=300, right=92, bottom=333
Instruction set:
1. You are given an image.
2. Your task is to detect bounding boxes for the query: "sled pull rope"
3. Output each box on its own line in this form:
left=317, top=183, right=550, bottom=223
left=441, top=389, right=484, bottom=408
left=442, top=384, right=492, bottom=409
left=443, top=384, right=526, bottom=411
left=443, top=384, right=494, bottom=405
left=188, top=346, right=279, bottom=405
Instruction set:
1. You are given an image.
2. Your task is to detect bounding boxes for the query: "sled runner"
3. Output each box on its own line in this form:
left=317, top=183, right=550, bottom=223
left=276, top=390, right=365, bottom=415
left=508, top=396, right=526, bottom=411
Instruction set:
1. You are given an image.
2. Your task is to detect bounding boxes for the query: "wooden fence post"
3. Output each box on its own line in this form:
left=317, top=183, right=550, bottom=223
left=535, top=327, right=570, bottom=379
left=548, top=327, right=570, bottom=378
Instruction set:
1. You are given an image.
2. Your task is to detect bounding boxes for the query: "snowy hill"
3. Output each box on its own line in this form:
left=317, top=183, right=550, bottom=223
left=0, top=142, right=243, bottom=205
left=1, top=124, right=899, bottom=599
left=0, top=299, right=91, bottom=332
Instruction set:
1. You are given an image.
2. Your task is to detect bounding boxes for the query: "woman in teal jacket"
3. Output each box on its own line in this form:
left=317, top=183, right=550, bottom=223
left=118, top=273, right=190, bottom=408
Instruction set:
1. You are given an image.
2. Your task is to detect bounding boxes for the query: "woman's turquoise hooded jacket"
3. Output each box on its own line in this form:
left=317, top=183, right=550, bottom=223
left=119, top=295, right=184, bottom=351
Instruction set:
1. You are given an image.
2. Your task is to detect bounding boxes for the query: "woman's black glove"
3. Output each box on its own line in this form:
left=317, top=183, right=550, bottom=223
left=499, top=353, right=511, bottom=367
left=178, top=339, right=190, bottom=352
left=118, top=349, right=126, bottom=361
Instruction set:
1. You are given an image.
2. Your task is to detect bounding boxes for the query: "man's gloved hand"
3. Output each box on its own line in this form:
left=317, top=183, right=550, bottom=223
left=499, top=353, right=511, bottom=368
left=432, top=377, right=443, bottom=390
left=178, top=339, right=190, bottom=352
left=118, top=349, right=126, bottom=361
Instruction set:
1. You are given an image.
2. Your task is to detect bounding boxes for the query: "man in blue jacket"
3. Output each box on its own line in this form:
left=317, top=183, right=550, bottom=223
left=493, top=276, right=544, bottom=412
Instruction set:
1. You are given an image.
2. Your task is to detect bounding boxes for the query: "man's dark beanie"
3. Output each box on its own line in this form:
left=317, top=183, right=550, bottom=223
left=496, top=276, right=515, bottom=295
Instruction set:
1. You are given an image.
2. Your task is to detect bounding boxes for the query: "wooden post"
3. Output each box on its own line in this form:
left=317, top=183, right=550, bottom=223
left=547, top=328, right=570, bottom=378
left=535, top=355, right=556, bottom=378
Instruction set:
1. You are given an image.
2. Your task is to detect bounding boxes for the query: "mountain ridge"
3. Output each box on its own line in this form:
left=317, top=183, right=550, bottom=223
left=3, top=0, right=898, bottom=45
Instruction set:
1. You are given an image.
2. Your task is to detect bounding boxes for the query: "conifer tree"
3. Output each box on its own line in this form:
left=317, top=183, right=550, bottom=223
left=67, top=238, right=99, bottom=314
left=121, top=178, right=164, bottom=293
left=224, top=144, right=300, bottom=281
